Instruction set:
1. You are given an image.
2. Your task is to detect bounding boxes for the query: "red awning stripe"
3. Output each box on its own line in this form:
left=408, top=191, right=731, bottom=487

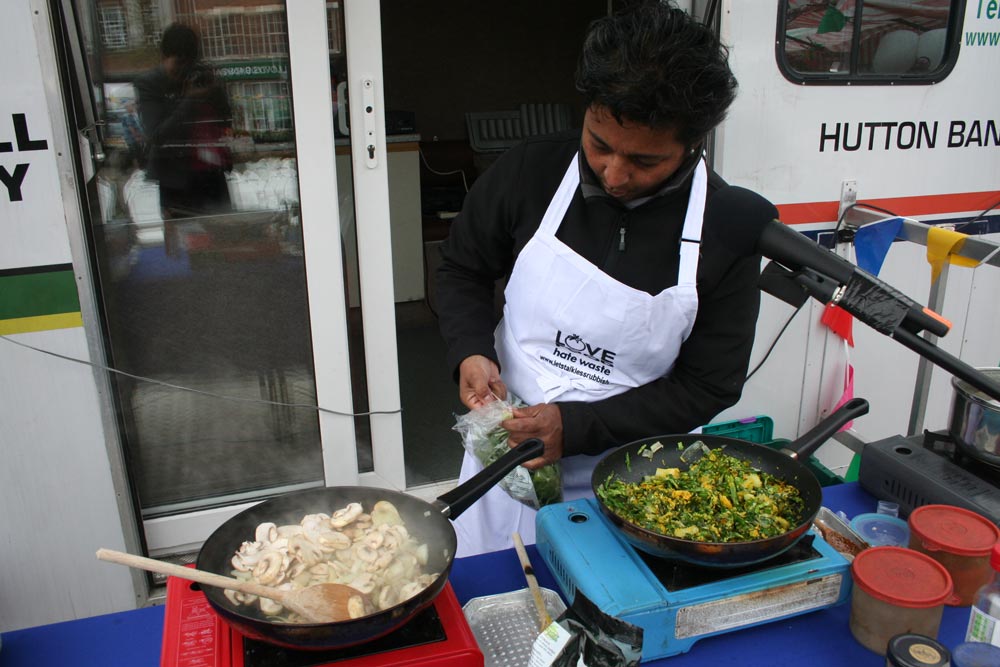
left=776, top=190, right=1000, bottom=225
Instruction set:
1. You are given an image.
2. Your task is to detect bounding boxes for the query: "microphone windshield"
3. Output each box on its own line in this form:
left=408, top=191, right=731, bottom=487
left=704, top=185, right=779, bottom=257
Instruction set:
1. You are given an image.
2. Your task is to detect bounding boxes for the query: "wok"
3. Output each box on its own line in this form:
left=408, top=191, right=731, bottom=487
left=592, top=398, right=869, bottom=568
left=195, top=438, right=543, bottom=650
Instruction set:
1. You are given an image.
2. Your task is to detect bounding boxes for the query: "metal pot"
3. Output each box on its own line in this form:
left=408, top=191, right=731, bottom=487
left=948, top=367, right=1000, bottom=466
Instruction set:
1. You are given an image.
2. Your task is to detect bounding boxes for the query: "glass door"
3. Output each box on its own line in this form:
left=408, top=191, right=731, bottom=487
left=61, top=0, right=405, bottom=559
left=377, top=0, right=609, bottom=491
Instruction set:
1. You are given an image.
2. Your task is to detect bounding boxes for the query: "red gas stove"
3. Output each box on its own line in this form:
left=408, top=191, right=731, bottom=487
left=160, top=572, right=483, bottom=667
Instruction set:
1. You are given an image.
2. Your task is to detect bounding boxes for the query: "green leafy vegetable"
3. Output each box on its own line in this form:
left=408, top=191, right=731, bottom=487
left=481, top=423, right=561, bottom=508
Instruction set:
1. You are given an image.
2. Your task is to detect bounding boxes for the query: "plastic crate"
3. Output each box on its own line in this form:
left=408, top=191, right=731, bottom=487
left=703, top=415, right=843, bottom=487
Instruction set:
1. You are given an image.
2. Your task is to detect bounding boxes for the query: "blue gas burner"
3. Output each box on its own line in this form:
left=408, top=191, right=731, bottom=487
left=536, top=498, right=851, bottom=662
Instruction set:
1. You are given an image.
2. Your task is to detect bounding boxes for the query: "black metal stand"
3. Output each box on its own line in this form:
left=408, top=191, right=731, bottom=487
left=762, top=261, right=1000, bottom=403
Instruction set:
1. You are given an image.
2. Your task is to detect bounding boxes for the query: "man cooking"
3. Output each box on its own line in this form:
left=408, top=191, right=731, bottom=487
left=436, top=1, right=764, bottom=556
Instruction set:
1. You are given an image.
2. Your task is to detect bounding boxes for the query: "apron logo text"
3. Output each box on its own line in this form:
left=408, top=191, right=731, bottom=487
left=553, top=330, right=617, bottom=371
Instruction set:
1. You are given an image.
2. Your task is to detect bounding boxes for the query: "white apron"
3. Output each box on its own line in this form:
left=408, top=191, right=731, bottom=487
left=454, top=154, right=707, bottom=557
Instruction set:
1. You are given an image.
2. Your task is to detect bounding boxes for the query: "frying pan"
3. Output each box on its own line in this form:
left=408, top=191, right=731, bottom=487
left=592, top=398, right=869, bottom=568
left=195, top=438, right=543, bottom=650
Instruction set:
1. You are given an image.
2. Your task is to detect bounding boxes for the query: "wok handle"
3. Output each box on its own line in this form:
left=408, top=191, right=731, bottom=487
left=782, top=397, right=869, bottom=461
left=436, top=438, right=545, bottom=520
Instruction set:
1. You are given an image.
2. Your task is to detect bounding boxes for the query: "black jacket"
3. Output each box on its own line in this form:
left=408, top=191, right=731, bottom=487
left=436, top=132, right=761, bottom=457
left=134, top=65, right=232, bottom=190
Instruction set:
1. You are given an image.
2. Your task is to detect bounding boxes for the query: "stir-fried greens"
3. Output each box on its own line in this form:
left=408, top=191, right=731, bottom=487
left=596, top=445, right=805, bottom=543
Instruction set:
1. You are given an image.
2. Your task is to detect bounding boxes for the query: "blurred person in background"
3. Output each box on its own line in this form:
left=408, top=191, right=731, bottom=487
left=135, top=22, right=233, bottom=221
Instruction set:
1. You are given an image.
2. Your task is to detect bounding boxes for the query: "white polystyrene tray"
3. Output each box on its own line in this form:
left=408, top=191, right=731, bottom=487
left=463, top=587, right=567, bottom=667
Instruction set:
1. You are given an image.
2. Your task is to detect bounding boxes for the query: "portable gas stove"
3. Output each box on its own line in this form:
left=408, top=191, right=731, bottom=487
left=535, top=498, right=851, bottom=661
left=858, top=430, right=1000, bottom=523
left=160, top=572, right=483, bottom=667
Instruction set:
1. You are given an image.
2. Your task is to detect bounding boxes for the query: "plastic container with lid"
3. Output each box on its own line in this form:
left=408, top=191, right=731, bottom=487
left=908, top=504, right=1000, bottom=606
left=878, top=500, right=901, bottom=518
left=885, top=633, right=951, bottom=667
left=852, top=512, right=911, bottom=547
left=849, top=546, right=954, bottom=655
left=951, top=641, right=1000, bottom=667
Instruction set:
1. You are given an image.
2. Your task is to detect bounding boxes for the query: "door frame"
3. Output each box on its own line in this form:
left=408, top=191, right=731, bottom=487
left=145, top=0, right=416, bottom=554
left=49, top=0, right=422, bottom=558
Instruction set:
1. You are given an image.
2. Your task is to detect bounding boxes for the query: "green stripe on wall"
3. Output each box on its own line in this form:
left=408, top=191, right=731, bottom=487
left=0, top=269, right=80, bottom=320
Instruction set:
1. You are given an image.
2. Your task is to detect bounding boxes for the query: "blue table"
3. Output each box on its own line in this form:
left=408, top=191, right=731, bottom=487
left=0, top=483, right=972, bottom=667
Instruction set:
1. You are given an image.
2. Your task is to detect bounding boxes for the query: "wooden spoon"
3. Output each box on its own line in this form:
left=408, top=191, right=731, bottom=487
left=96, top=548, right=366, bottom=623
left=512, top=532, right=552, bottom=632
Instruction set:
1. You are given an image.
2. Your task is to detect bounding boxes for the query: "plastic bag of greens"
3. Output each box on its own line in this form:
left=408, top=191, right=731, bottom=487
left=453, top=395, right=563, bottom=510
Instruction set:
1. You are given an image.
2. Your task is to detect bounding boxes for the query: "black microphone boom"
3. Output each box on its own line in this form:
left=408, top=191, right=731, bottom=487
left=758, top=219, right=951, bottom=338
left=708, top=186, right=951, bottom=338
left=704, top=185, right=1000, bottom=403
left=785, top=264, right=1000, bottom=403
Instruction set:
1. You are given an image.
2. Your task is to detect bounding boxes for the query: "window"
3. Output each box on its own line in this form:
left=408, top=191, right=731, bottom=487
left=203, top=13, right=246, bottom=59
left=98, top=4, right=128, bottom=50
left=141, top=4, right=163, bottom=46
left=255, top=12, right=289, bottom=56
left=195, top=11, right=290, bottom=59
left=229, top=81, right=293, bottom=139
left=778, top=1, right=963, bottom=84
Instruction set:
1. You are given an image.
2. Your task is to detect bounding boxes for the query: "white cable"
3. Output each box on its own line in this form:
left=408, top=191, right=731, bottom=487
left=418, top=148, right=469, bottom=193
left=0, top=333, right=400, bottom=417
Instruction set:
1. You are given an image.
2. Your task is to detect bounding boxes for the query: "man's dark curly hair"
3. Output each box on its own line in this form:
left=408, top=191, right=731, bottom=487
left=160, top=23, right=200, bottom=62
left=575, top=1, right=738, bottom=147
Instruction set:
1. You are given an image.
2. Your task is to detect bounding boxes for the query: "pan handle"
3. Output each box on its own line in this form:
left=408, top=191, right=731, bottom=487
left=781, top=397, right=869, bottom=461
left=434, top=438, right=545, bottom=520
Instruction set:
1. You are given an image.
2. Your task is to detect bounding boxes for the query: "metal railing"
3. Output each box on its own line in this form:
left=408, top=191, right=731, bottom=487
left=842, top=205, right=1000, bottom=438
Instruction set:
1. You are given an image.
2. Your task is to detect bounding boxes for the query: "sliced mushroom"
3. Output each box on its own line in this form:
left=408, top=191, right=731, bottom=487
left=399, top=581, right=425, bottom=601
left=366, top=550, right=394, bottom=573
left=388, top=524, right=410, bottom=541
left=287, top=559, right=307, bottom=580
left=308, top=562, right=334, bottom=578
left=227, top=498, right=434, bottom=624
left=259, top=596, right=284, bottom=616
left=371, top=501, right=403, bottom=527
left=255, top=522, right=278, bottom=544
left=301, top=512, right=330, bottom=530
left=224, top=588, right=258, bottom=606
left=347, top=595, right=367, bottom=619
left=316, top=530, right=351, bottom=551
left=252, top=551, right=285, bottom=585
left=347, top=572, right=376, bottom=594
left=364, top=531, right=385, bottom=550
left=276, top=525, right=304, bottom=538
left=231, top=552, right=257, bottom=572
left=353, top=543, right=378, bottom=563
left=288, top=534, right=324, bottom=566
left=330, top=503, right=363, bottom=528
left=377, top=586, right=398, bottom=610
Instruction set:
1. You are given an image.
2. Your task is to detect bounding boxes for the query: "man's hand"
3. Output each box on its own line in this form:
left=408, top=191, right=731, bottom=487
left=458, top=355, right=507, bottom=410
left=502, top=403, right=564, bottom=470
